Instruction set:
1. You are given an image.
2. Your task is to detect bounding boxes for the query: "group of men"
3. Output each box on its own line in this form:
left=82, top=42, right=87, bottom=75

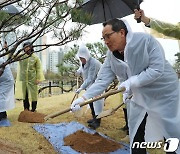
left=0, top=8, right=180, bottom=154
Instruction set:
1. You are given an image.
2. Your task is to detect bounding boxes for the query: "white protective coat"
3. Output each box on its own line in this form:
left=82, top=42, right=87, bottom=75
left=83, top=21, right=180, bottom=153
left=76, top=44, right=104, bottom=115
left=0, top=58, right=15, bottom=112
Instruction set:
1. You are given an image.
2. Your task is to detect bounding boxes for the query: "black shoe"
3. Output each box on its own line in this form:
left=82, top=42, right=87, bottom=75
left=88, top=120, right=100, bottom=130
left=87, top=118, right=95, bottom=123
left=31, top=109, right=36, bottom=112
left=0, top=111, right=7, bottom=120
left=0, top=117, right=7, bottom=121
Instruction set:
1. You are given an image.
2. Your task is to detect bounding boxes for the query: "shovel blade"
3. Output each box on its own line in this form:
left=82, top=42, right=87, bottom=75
left=96, top=109, right=114, bottom=119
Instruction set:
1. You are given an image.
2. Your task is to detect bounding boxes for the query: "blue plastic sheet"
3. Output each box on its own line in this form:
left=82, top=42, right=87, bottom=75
left=33, top=121, right=130, bottom=154
left=0, top=119, right=11, bottom=127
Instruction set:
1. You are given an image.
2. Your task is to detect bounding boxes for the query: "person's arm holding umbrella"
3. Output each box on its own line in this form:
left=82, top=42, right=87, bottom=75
left=134, top=9, right=180, bottom=39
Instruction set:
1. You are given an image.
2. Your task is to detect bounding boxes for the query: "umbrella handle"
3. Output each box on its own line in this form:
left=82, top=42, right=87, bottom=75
left=44, top=87, right=125, bottom=121
left=136, top=5, right=141, bottom=23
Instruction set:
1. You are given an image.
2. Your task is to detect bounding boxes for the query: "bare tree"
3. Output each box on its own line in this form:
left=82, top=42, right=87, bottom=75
left=0, top=0, right=88, bottom=76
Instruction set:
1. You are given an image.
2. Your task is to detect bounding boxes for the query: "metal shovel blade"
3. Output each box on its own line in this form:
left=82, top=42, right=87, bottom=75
left=96, top=94, right=132, bottom=119
left=96, top=103, right=124, bottom=119
left=96, top=109, right=115, bottom=119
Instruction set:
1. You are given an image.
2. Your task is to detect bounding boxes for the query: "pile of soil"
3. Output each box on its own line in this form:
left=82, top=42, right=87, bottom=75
left=0, top=139, right=22, bottom=154
left=64, top=130, right=123, bottom=153
left=18, top=110, right=46, bottom=123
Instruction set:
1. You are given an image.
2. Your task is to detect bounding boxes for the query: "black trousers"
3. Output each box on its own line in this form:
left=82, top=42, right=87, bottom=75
left=132, top=113, right=176, bottom=154
left=23, top=90, right=37, bottom=112
left=89, top=102, right=95, bottom=117
left=0, top=111, right=7, bottom=120
left=131, top=113, right=147, bottom=154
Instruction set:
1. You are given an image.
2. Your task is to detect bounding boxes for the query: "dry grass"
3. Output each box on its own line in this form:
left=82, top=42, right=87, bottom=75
left=0, top=91, right=164, bottom=154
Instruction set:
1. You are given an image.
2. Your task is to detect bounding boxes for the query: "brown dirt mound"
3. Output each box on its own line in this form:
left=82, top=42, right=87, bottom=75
left=64, top=130, right=123, bottom=153
left=18, top=110, right=45, bottom=123
left=0, top=139, right=22, bottom=154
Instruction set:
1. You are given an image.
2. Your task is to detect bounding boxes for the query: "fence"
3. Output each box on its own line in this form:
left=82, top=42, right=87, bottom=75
left=38, top=80, right=77, bottom=97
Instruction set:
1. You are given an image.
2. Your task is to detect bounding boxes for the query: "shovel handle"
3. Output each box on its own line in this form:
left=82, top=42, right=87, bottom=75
left=113, top=94, right=133, bottom=112
left=71, top=76, right=79, bottom=104
left=79, top=87, right=125, bottom=107
left=76, top=76, right=79, bottom=98
left=112, top=103, right=124, bottom=112
left=44, top=87, right=125, bottom=121
left=70, top=93, right=78, bottom=104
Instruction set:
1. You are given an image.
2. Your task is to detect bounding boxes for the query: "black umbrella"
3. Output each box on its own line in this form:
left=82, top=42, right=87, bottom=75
left=1, top=4, right=21, bottom=15
left=72, top=0, right=143, bottom=25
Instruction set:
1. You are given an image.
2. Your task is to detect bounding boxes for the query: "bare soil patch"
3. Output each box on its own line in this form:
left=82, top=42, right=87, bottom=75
left=0, top=139, right=22, bottom=154
left=18, top=110, right=46, bottom=123
left=64, top=130, right=123, bottom=153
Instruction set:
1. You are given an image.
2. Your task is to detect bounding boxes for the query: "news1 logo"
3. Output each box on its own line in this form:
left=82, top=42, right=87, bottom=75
left=132, top=138, right=179, bottom=152
left=164, top=138, right=179, bottom=152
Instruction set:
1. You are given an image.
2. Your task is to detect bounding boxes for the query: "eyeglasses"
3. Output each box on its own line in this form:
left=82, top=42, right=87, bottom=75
left=101, top=31, right=116, bottom=41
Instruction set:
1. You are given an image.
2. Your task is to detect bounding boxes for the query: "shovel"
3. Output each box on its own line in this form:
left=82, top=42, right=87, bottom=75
left=96, top=95, right=133, bottom=119
left=44, top=87, right=125, bottom=121
left=70, top=76, right=80, bottom=104
left=76, top=76, right=79, bottom=99
left=96, top=103, right=124, bottom=119
left=70, top=93, right=78, bottom=104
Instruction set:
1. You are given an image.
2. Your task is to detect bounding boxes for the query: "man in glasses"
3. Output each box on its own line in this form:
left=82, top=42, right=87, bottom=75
left=71, top=18, right=180, bottom=154
left=102, top=27, right=129, bottom=138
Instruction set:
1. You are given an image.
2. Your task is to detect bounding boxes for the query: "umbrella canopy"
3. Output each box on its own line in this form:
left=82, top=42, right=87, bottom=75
left=1, top=4, right=21, bottom=15
left=0, top=4, right=25, bottom=27
left=72, top=0, right=143, bottom=25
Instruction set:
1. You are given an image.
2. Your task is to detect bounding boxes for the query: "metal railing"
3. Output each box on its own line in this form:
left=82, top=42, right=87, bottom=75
left=38, top=80, right=76, bottom=97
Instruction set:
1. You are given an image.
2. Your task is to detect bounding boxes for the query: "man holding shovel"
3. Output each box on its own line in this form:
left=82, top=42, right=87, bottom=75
left=71, top=19, right=180, bottom=154
left=74, top=44, right=104, bottom=129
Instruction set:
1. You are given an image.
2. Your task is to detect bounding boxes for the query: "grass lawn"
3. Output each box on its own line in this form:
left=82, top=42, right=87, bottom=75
left=0, top=91, right=165, bottom=154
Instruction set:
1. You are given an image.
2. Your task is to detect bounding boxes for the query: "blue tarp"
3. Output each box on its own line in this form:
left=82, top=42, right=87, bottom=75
left=33, top=121, right=130, bottom=154
left=0, top=119, right=11, bottom=127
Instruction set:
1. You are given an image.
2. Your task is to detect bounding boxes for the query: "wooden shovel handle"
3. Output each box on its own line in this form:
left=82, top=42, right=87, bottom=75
left=112, top=94, right=132, bottom=112
left=70, top=93, right=78, bottom=104
left=76, top=76, right=79, bottom=98
left=112, top=103, right=124, bottom=112
left=44, top=87, right=125, bottom=121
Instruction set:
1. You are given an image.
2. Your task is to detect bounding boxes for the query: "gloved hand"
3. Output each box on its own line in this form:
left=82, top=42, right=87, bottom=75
left=118, top=80, right=131, bottom=93
left=123, top=93, right=129, bottom=103
left=71, top=97, right=84, bottom=112
left=123, top=92, right=133, bottom=104
left=75, top=88, right=83, bottom=94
